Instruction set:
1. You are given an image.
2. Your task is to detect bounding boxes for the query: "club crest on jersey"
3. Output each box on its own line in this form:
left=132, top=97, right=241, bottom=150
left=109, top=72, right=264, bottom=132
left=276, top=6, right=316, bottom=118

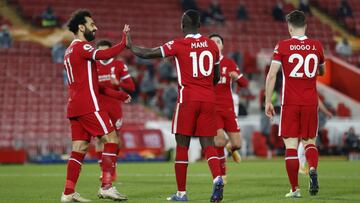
left=83, top=44, right=94, bottom=52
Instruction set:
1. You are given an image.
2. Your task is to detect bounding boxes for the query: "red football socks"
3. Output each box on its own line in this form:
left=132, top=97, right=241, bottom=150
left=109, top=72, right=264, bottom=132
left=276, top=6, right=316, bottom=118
left=101, top=143, right=118, bottom=189
left=215, top=146, right=226, bottom=176
left=204, top=146, right=221, bottom=179
left=285, top=149, right=299, bottom=192
left=64, top=151, right=85, bottom=195
left=305, top=144, right=318, bottom=170
left=175, top=145, right=189, bottom=191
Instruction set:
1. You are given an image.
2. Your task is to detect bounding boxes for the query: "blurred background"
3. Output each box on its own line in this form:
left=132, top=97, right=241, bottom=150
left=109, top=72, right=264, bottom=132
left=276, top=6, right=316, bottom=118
left=0, top=0, right=359, bottom=164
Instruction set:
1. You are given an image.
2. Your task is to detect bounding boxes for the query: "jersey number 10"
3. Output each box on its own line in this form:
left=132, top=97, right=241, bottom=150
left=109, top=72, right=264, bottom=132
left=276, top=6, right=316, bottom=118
left=190, top=51, right=214, bottom=78
left=288, top=53, right=318, bottom=78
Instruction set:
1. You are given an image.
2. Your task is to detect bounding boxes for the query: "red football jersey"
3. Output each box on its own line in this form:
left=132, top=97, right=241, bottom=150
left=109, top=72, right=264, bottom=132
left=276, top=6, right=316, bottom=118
left=64, top=39, right=102, bottom=118
left=96, top=58, right=131, bottom=90
left=160, top=34, right=220, bottom=103
left=272, top=36, right=325, bottom=106
left=215, top=56, right=248, bottom=109
left=64, top=37, right=126, bottom=118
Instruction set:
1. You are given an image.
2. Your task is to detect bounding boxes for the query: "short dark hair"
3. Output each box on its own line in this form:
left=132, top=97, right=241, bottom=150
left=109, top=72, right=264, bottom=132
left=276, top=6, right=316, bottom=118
left=183, top=9, right=201, bottom=28
left=286, top=10, right=306, bottom=28
left=209, top=33, right=224, bottom=45
left=96, top=39, right=112, bottom=48
left=67, top=9, right=92, bottom=34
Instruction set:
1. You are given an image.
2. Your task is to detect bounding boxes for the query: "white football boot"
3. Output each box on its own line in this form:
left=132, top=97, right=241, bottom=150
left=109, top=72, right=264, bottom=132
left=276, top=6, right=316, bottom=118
left=98, top=186, right=128, bottom=201
left=60, top=192, right=91, bottom=202
left=285, top=188, right=301, bottom=198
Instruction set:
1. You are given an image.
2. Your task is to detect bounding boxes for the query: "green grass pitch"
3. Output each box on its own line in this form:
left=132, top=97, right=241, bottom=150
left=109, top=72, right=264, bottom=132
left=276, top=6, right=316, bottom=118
left=0, top=159, right=359, bottom=203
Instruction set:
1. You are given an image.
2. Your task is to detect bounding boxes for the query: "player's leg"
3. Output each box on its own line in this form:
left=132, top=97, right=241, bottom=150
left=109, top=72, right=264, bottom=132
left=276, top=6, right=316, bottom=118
left=226, top=131, right=242, bottom=163
left=214, top=129, right=228, bottom=181
left=95, top=137, right=104, bottom=175
left=283, top=138, right=301, bottom=198
left=280, top=105, right=301, bottom=198
left=61, top=119, right=91, bottom=202
left=302, top=138, right=319, bottom=195
left=300, top=105, right=319, bottom=196
left=223, top=112, right=242, bottom=163
left=297, top=142, right=308, bottom=174
left=167, top=102, right=196, bottom=201
left=199, top=136, right=224, bottom=202
left=78, top=111, right=126, bottom=200
left=167, top=134, right=191, bottom=201
left=300, top=105, right=319, bottom=195
left=197, top=102, right=223, bottom=202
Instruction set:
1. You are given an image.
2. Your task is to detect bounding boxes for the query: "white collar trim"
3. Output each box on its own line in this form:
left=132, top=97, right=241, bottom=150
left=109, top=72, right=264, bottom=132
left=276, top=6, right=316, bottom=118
left=292, top=36, right=307, bottom=40
left=71, top=39, right=82, bottom=45
left=100, top=58, right=114, bottom=65
left=185, top=33, right=202, bottom=39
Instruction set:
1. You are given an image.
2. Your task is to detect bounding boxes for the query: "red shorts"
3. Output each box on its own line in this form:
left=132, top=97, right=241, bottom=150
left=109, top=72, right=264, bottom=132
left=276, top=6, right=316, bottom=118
left=172, top=101, right=217, bottom=136
left=216, top=108, right=240, bottom=132
left=279, top=105, right=318, bottom=139
left=100, top=95, right=123, bottom=130
left=69, top=111, right=114, bottom=142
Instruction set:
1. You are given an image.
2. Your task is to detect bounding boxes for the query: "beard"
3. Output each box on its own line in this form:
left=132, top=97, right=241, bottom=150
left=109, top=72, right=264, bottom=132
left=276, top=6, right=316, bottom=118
left=84, top=27, right=95, bottom=42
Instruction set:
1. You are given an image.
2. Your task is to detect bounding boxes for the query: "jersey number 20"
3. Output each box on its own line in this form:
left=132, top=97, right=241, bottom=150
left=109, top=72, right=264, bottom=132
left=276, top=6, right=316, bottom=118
left=288, top=53, right=318, bottom=78
left=190, top=51, right=213, bottom=77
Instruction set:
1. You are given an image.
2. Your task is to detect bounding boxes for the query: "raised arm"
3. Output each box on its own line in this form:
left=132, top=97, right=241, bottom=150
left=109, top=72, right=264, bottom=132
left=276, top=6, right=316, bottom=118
left=126, top=32, right=162, bottom=59
left=81, top=25, right=130, bottom=61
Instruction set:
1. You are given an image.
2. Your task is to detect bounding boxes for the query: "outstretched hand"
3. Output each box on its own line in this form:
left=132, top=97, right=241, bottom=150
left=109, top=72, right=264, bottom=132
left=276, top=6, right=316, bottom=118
left=123, top=24, right=131, bottom=48
left=123, top=24, right=130, bottom=33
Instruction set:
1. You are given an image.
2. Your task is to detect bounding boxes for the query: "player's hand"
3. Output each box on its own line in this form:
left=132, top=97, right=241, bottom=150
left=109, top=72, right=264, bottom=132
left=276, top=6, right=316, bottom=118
left=124, top=95, right=132, bottom=103
left=110, top=76, right=120, bottom=86
left=325, top=110, right=333, bottom=119
left=265, top=102, right=275, bottom=120
left=123, top=24, right=130, bottom=33
left=229, top=71, right=239, bottom=79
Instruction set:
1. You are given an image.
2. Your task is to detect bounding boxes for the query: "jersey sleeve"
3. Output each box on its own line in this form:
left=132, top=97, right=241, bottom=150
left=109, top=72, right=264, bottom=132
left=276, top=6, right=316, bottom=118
left=272, top=42, right=282, bottom=65
left=233, top=62, right=248, bottom=87
left=117, top=61, right=135, bottom=92
left=160, top=40, right=178, bottom=58
left=118, top=62, right=131, bottom=81
left=78, top=32, right=126, bottom=60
